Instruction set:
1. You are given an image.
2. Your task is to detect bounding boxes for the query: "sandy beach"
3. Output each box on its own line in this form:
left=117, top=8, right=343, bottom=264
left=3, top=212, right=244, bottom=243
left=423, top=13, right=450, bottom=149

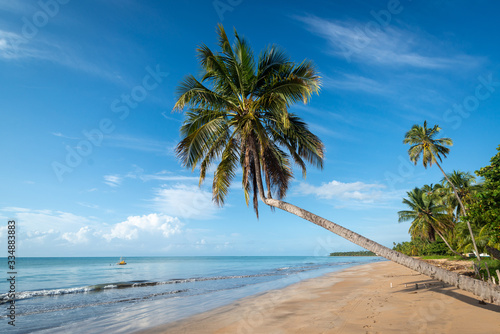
left=138, top=261, right=500, bottom=334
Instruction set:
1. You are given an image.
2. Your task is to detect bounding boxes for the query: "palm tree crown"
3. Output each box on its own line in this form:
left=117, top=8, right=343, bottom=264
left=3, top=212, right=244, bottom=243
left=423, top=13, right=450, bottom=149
left=174, top=24, right=324, bottom=217
left=398, top=187, right=452, bottom=242
left=440, top=170, right=480, bottom=217
left=403, top=120, right=453, bottom=168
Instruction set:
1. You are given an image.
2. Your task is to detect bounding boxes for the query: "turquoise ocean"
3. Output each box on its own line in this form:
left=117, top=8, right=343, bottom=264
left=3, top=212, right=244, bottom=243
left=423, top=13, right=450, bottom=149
left=1, top=256, right=383, bottom=333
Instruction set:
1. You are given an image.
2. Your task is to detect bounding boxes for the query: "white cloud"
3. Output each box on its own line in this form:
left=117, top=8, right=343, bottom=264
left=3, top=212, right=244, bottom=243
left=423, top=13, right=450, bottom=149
left=103, top=213, right=182, bottom=241
left=0, top=226, right=7, bottom=238
left=297, top=15, right=480, bottom=69
left=104, top=175, right=122, bottom=187
left=3, top=206, right=31, bottom=212
left=140, top=173, right=199, bottom=182
left=296, top=180, right=386, bottom=202
left=62, top=226, right=91, bottom=244
left=0, top=30, right=31, bottom=59
left=106, top=134, right=175, bottom=155
left=103, top=167, right=200, bottom=188
left=25, top=229, right=58, bottom=243
left=1, top=207, right=92, bottom=232
left=0, top=26, right=127, bottom=83
left=307, top=122, right=346, bottom=139
left=151, top=184, right=217, bottom=219
left=51, top=132, right=79, bottom=139
left=77, top=202, right=99, bottom=209
left=323, top=73, right=390, bottom=95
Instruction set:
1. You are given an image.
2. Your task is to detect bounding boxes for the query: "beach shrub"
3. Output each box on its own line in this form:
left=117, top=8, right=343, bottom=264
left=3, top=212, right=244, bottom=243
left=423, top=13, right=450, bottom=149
left=393, top=238, right=451, bottom=256
left=423, top=240, right=449, bottom=255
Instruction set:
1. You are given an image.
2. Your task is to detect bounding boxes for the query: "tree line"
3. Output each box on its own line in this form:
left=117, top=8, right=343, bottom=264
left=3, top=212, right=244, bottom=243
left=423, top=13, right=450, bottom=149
left=395, top=145, right=500, bottom=262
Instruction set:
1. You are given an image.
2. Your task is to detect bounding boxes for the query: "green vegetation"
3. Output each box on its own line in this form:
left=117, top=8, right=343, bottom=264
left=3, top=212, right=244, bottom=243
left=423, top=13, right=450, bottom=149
left=479, top=258, right=500, bottom=280
left=329, top=251, right=376, bottom=256
left=393, top=238, right=450, bottom=256
left=395, top=134, right=500, bottom=275
left=465, top=146, right=500, bottom=256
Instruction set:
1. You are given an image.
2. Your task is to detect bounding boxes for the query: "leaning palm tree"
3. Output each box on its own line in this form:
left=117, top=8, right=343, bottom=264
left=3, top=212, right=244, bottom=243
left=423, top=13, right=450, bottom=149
left=174, top=25, right=500, bottom=304
left=398, top=187, right=465, bottom=258
left=403, top=121, right=481, bottom=260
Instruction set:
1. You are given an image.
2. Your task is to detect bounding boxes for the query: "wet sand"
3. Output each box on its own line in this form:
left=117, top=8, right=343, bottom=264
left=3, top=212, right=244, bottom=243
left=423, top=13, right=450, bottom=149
left=137, top=261, right=500, bottom=334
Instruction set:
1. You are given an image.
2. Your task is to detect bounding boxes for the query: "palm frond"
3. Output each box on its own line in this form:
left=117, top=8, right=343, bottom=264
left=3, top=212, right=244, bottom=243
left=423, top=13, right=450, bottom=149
left=212, top=138, right=240, bottom=206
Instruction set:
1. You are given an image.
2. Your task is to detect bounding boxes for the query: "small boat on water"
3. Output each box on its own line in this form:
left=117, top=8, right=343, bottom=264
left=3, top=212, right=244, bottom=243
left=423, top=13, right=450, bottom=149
left=117, top=257, right=127, bottom=265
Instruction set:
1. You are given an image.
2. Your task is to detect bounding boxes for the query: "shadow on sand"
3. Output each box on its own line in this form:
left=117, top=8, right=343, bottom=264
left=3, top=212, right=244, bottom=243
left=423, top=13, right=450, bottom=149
left=394, top=276, right=500, bottom=312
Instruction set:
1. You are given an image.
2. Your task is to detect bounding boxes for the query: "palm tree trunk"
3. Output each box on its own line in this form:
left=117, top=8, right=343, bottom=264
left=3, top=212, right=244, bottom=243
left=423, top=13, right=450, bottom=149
left=435, top=161, right=481, bottom=260
left=263, top=197, right=500, bottom=305
left=250, top=149, right=499, bottom=304
left=435, top=230, right=468, bottom=260
left=428, top=226, right=436, bottom=243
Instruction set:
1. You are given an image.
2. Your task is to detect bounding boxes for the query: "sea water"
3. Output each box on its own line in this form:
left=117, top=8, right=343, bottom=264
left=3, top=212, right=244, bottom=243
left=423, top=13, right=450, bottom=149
left=0, top=256, right=383, bottom=333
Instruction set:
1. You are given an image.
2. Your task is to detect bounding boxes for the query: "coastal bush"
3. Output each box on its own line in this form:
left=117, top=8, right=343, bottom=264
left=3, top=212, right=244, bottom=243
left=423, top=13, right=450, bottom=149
left=393, top=238, right=451, bottom=256
left=478, top=259, right=500, bottom=280
left=329, top=251, right=376, bottom=256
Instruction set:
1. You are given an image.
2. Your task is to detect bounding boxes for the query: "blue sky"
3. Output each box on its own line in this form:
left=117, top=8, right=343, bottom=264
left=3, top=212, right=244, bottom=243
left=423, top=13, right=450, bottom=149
left=1, top=0, right=499, bottom=257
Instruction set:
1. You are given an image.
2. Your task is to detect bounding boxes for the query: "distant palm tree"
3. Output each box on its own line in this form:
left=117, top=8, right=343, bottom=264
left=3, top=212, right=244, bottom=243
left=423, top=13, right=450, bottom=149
left=398, top=187, right=464, bottom=258
left=403, top=121, right=481, bottom=259
left=440, top=170, right=480, bottom=218
left=174, top=25, right=500, bottom=304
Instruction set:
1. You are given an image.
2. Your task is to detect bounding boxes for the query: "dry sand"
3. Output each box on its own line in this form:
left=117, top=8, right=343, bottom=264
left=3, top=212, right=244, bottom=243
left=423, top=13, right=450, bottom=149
left=138, top=261, right=500, bottom=334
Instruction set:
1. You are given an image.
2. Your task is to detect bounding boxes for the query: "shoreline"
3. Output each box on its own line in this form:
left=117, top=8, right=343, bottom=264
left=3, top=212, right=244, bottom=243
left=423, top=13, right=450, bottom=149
left=137, top=261, right=500, bottom=334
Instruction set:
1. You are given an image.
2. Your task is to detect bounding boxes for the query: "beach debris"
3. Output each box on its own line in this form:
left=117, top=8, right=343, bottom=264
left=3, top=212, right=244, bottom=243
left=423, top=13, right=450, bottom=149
left=390, top=282, right=393, bottom=288
left=415, top=283, right=418, bottom=290
left=474, top=262, right=481, bottom=278
left=420, top=258, right=475, bottom=277
left=484, top=262, right=492, bottom=282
